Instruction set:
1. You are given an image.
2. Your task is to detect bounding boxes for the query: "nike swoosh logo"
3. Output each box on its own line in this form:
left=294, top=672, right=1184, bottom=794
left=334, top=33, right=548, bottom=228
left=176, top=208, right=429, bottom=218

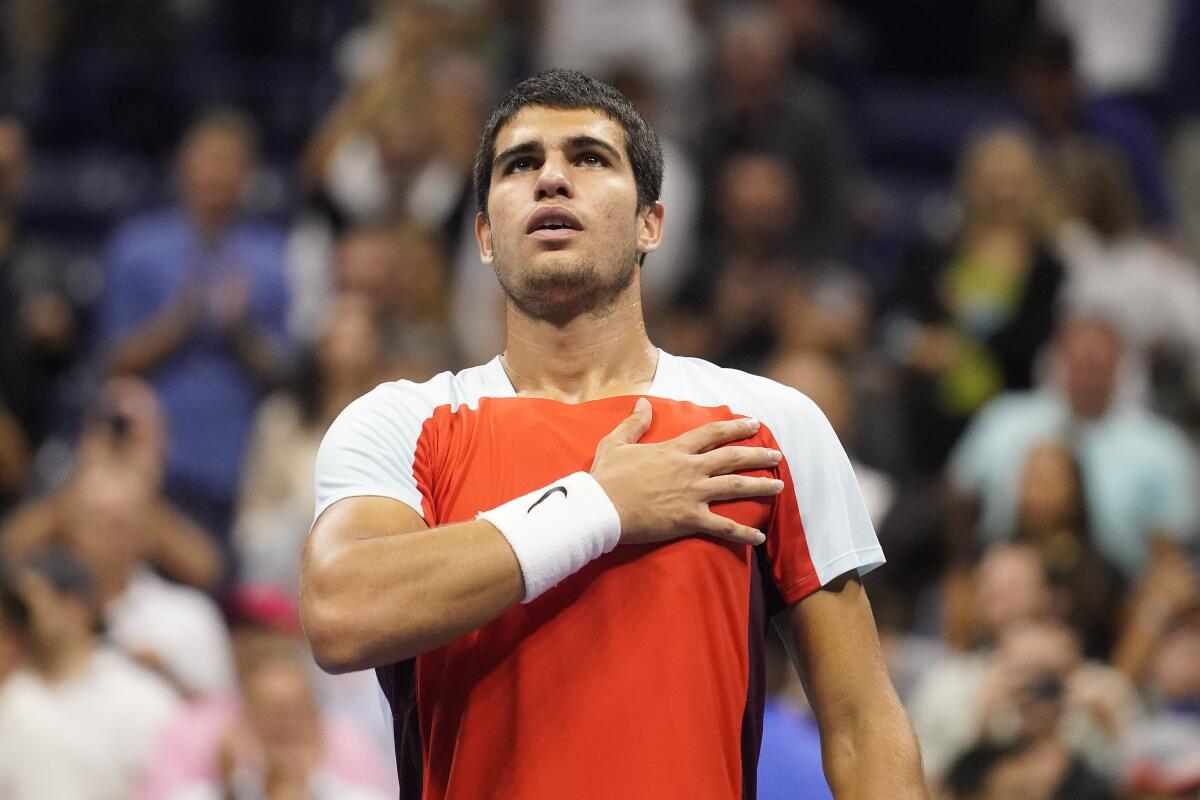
left=527, top=485, right=568, bottom=513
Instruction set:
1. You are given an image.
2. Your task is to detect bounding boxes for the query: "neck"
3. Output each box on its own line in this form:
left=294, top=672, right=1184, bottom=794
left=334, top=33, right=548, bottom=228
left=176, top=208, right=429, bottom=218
left=188, top=205, right=233, bottom=242
left=501, top=279, right=657, bottom=403
left=35, top=634, right=93, bottom=684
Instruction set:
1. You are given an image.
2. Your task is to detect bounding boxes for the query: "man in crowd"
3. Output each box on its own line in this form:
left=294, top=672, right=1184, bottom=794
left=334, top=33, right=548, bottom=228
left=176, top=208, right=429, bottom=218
left=98, top=109, right=291, bottom=547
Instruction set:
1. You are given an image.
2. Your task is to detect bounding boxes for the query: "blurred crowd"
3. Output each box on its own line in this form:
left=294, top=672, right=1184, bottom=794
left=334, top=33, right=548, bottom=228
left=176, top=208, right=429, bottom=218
left=2, top=0, right=1200, bottom=798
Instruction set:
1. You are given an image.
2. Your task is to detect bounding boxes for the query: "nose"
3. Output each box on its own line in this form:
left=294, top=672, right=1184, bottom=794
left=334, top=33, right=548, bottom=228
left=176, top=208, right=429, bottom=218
left=534, top=153, right=573, bottom=201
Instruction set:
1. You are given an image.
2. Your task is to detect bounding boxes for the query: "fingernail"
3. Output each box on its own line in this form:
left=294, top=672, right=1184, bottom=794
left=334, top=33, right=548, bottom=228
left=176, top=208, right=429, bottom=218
left=768, top=449, right=782, bottom=462
left=754, top=532, right=767, bottom=546
left=745, top=419, right=760, bottom=432
left=635, top=397, right=649, bottom=413
left=771, top=479, right=785, bottom=492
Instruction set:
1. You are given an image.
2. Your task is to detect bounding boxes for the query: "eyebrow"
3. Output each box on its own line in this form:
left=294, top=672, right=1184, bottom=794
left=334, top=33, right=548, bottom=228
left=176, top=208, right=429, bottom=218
left=493, top=135, right=624, bottom=174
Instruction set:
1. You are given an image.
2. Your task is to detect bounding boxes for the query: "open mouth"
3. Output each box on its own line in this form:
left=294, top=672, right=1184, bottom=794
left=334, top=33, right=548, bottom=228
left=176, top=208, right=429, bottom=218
left=526, top=208, right=584, bottom=240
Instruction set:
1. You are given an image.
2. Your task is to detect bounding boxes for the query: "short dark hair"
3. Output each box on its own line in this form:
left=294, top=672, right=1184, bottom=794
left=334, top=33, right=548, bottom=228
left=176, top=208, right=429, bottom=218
left=472, top=70, right=664, bottom=220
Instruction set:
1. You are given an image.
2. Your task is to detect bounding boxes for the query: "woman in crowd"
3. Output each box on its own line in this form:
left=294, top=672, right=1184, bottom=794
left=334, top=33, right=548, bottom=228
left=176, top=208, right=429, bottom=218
left=884, top=127, right=1065, bottom=473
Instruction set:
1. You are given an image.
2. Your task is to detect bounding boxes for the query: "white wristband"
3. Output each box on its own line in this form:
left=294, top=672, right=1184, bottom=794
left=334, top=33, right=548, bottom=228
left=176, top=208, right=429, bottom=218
left=478, top=472, right=621, bottom=602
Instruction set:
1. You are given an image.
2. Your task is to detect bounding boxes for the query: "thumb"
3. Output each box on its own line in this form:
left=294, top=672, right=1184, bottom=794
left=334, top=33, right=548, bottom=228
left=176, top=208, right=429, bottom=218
left=606, top=397, right=653, bottom=445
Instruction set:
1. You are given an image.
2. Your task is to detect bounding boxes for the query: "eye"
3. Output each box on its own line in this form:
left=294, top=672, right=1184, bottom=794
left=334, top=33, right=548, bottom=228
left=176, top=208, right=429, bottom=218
left=578, top=152, right=606, bottom=167
left=507, top=156, right=537, bottom=174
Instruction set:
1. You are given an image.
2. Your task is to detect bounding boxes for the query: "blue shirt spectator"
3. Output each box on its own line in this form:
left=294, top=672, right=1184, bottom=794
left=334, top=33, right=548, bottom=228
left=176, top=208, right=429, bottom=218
left=98, top=110, right=290, bottom=541
left=948, top=317, right=1198, bottom=578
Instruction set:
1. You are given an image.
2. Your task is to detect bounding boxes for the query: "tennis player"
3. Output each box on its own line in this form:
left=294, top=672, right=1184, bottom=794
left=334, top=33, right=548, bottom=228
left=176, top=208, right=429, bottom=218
left=302, top=70, right=925, bottom=799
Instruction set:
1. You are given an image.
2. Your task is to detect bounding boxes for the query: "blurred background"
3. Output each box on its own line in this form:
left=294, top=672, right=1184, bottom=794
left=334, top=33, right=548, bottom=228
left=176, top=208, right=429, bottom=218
left=1, top=0, right=1199, bottom=798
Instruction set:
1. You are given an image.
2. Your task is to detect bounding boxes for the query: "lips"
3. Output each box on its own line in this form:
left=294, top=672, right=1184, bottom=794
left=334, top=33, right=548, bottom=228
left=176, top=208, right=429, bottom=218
left=526, top=207, right=584, bottom=240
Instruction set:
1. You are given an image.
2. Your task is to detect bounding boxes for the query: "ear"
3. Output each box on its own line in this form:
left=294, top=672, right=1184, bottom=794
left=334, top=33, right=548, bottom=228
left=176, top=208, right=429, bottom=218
left=635, top=201, right=665, bottom=259
left=475, top=211, right=494, bottom=265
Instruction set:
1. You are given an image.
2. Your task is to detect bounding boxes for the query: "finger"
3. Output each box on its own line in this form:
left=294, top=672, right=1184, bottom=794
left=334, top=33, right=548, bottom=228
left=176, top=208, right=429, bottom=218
left=699, top=445, right=782, bottom=476
left=694, top=511, right=767, bottom=546
left=700, top=475, right=785, bottom=503
left=602, top=397, right=653, bottom=446
left=671, top=417, right=759, bottom=454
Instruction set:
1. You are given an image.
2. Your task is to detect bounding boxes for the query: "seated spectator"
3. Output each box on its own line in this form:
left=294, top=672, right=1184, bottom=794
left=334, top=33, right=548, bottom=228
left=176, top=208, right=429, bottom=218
left=883, top=126, right=1065, bottom=474
left=1, top=376, right=224, bottom=591
left=1012, top=440, right=1127, bottom=659
left=1009, top=27, right=1172, bottom=227
left=698, top=8, right=857, bottom=264
left=64, top=461, right=236, bottom=699
left=234, top=294, right=388, bottom=592
left=910, top=544, right=1056, bottom=777
left=0, top=117, right=84, bottom=510
left=0, top=550, right=181, bottom=799
left=335, top=221, right=455, bottom=376
left=139, top=587, right=394, bottom=800
left=1053, top=142, right=1200, bottom=411
left=912, top=547, right=1140, bottom=781
left=98, top=108, right=291, bottom=545
left=947, top=315, right=1199, bottom=579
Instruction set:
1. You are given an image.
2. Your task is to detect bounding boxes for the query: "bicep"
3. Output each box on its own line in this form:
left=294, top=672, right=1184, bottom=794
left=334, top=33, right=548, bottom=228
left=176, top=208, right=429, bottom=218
left=775, top=572, right=894, bottom=729
left=305, top=494, right=430, bottom=571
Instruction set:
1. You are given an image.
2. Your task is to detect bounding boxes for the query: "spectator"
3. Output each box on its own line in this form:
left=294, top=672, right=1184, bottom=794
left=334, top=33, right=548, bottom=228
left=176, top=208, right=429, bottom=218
left=1011, top=440, right=1126, bottom=659
left=1, top=376, right=224, bottom=591
left=98, top=108, right=291, bottom=546
left=63, top=461, right=236, bottom=698
left=234, top=294, right=388, bottom=592
left=947, top=316, right=1199, bottom=579
left=918, top=613, right=1137, bottom=788
left=910, top=544, right=1056, bottom=778
left=335, top=222, right=456, bottom=376
left=0, top=549, right=181, bottom=799
left=0, top=117, right=83, bottom=509
left=1009, top=27, right=1172, bottom=226
left=883, top=127, right=1065, bottom=474
left=1053, top=142, right=1200, bottom=411
left=698, top=8, right=858, bottom=264
left=140, top=590, right=394, bottom=800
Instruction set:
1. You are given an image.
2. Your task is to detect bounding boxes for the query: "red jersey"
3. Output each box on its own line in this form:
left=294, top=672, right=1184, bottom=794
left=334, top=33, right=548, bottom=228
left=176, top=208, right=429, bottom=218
left=314, top=350, right=883, bottom=799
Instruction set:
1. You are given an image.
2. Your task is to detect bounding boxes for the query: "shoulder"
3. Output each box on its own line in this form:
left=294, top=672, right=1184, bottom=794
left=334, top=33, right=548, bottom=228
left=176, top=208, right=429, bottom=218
left=323, top=361, right=499, bottom=444
left=658, top=352, right=826, bottom=431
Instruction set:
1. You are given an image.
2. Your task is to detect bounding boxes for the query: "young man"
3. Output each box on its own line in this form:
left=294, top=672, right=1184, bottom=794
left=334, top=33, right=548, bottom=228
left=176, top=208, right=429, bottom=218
left=302, top=70, right=925, bottom=799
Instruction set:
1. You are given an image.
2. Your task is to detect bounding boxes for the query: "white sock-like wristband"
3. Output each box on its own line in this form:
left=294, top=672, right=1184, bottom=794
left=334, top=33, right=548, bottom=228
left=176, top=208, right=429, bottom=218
left=478, top=472, right=621, bottom=603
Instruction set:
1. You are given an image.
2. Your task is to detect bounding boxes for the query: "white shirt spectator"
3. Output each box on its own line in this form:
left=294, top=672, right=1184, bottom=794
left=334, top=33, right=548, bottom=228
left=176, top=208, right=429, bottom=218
left=106, top=569, right=236, bottom=697
left=0, top=649, right=180, bottom=799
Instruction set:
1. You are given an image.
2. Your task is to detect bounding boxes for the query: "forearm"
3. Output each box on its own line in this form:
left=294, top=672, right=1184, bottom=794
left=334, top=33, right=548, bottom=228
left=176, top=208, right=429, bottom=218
left=823, top=696, right=927, bottom=799
left=302, top=511, right=523, bottom=673
left=147, top=501, right=224, bottom=590
left=227, top=322, right=289, bottom=387
left=107, top=305, right=197, bottom=374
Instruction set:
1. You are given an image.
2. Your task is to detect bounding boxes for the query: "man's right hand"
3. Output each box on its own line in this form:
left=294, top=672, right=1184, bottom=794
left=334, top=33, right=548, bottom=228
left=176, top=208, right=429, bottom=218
left=590, top=397, right=783, bottom=547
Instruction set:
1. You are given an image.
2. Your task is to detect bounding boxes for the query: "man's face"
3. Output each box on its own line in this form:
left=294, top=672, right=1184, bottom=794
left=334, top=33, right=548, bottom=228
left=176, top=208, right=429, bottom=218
left=180, top=128, right=252, bottom=224
left=1061, top=319, right=1120, bottom=419
left=476, top=106, right=662, bottom=325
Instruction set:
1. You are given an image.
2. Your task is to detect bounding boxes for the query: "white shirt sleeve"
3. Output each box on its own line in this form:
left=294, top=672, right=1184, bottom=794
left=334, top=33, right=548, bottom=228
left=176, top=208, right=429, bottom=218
left=314, top=382, right=437, bottom=521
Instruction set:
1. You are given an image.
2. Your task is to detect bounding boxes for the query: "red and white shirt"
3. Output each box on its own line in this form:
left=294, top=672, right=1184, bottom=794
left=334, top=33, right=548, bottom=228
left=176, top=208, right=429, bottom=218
left=314, top=350, right=884, bottom=800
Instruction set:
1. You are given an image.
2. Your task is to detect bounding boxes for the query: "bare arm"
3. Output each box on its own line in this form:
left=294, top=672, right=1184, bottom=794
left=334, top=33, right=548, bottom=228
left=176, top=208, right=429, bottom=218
left=106, top=289, right=202, bottom=375
left=301, top=500, right=523, bottom=672
left=780, top=573, right=927, bottom=799
left=144, top=500, right=225, bottom=591
left=301, top=402, right=782, bottom=673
